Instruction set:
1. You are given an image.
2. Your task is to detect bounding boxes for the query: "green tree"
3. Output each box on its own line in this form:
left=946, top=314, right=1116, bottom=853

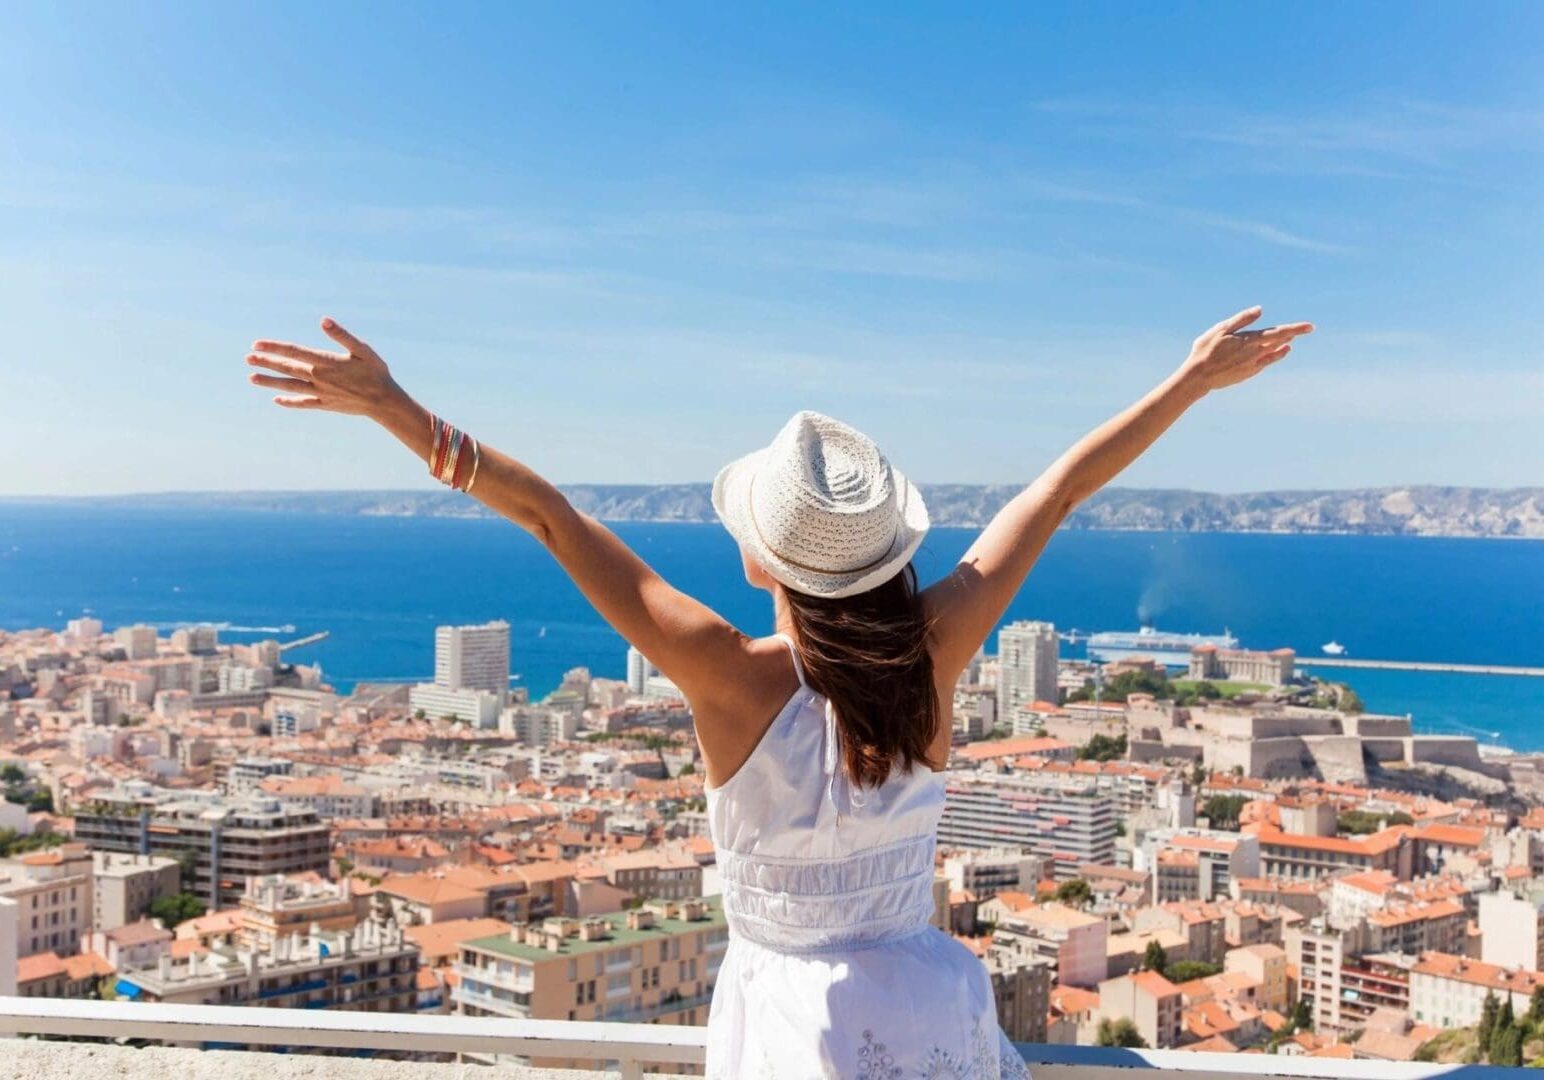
left=1167, top=960, right=1223, bottom=983
left=0, top=828, right=66, bottom=858
left=1490, top=1021, right=1523, bottom=1067
left=1096, top=1017, right=1147, bottom=1048
left=1201, top=794, right=1250, bottom=831
left=27, top=789, right=53, bottom=813
left=1478, top=990, right=1500, bottom=1051
left=1142, top=939, right=1168, bottom=976
left=1336, top=683, right=1365, bottom=713
left=1078, top=734, right=1128, bottom=762
left=1529, top=986, right=1544, bottom=1026
left=1337, top=810, right=1385, bottom=836
left=0, top=764, right=26, bottom=784
left=1054, top=879, right=1092, bottom=909
left=1067, top=669, right=1171, bottom=704
left=1289, top=998, right=1313, bottom=1032
left=147, top=891, right=207, bottom=927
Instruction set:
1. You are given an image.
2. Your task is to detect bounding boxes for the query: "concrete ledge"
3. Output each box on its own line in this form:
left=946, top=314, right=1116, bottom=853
left=0, top=1040, right=669, bottom=1080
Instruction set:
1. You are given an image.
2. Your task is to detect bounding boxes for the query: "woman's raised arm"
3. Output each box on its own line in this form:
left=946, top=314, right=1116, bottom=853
left=246, top=318, right=747, bottom=708
left=922, top=306, right=1313, bottom=680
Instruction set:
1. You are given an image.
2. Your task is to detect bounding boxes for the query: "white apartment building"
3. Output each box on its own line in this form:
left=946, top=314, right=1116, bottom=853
left=435, top=621, right=511, bottom=696
left=501, top=705, right=581, bottom=747
left=952, top=686, right=997, bottom=739
left=1478, top=890, right=1544, bottom=972
left=938, top=771, right=1118, bottom=877
left=218, top=663, right=273, bottom=693
left=64, top=616, right=104, bottom=642
left=258, top=775, right=379, bottom=819
left=992, top=903, right=1110, bottom=989
left=0, top=844, right=94, bottom=958
left=409, top=683, right=503, bottom=728
left=996, top=621, right=1060, bottom=717
left=942, top=848, right=1045, bottom=901
left=1097, top=970, right=1183, bottom=1049
left=227, top=756, right=293, bottom=795
left=626, top=645, right=654, bottom=695
left=1411, top=952, right=1542, bottom=1030
left=114, top=624, right=158, bottom=660
left=1140, top=829, right=1261, bottom=903
left=92, top=852, right=181, bottom=932
left=169, top=624, right=220, bottom=654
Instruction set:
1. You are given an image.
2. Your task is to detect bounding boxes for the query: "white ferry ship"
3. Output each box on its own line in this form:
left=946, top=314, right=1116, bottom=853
left=1086, top=625, right=1240, bottom=667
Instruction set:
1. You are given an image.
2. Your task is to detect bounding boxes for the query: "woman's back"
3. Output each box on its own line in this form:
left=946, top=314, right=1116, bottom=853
left=703, top=633, right=1029, bottom=1078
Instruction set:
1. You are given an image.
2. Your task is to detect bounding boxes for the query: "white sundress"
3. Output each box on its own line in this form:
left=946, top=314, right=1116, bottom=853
left=705, top=633, right=1030, bottom=1079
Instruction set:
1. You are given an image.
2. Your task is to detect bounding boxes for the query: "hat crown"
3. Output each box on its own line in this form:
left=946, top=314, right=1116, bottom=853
left=749, top=412, right=901, bottom=575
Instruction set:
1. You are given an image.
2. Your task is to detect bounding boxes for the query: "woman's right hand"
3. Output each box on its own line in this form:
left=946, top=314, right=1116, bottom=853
left=1178, top=306, right=1314, bottom=395
left=246, top=317, right=408, bottom=419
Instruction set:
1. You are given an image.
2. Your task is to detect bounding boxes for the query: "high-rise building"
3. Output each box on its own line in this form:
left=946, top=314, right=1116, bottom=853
left=996, top=621, right=1059, bottom=719
left=64, top=617, right=103, bottom=642
left=74, top=783, right=331, bottom=909
left=113, top=624, right=159, bottom=661
left=170, top=624, right=220, bottom=654
left=938, top=772, right=1118, bottom=876
left=626, top=645, right=654, bottom=695
left=435, top=621, right=511, bottom=696
left=411, top=620, right=510, bottom=728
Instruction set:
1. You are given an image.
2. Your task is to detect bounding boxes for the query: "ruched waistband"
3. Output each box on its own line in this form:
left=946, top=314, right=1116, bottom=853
left=717, top=834, right=937, bottom=953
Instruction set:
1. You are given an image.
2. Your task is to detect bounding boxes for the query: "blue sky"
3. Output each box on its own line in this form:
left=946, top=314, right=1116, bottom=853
left=2, top=2, right=1540, bottom=495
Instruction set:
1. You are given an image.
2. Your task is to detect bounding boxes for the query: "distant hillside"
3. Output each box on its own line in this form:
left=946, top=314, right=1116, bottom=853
left=8, top=485, right=1543, bottom=539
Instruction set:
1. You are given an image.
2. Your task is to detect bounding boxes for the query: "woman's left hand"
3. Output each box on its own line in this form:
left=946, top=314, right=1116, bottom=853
left=1178, top=306, right=1314, bottom=395
left=246, top=318, right=406, bottom=417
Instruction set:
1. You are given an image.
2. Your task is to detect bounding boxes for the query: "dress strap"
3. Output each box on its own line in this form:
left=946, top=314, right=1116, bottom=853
left=772, top=632, right=807, bottom=689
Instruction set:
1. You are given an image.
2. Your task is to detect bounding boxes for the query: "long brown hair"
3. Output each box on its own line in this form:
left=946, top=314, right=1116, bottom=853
left=783, top=563, right=940, bottom=788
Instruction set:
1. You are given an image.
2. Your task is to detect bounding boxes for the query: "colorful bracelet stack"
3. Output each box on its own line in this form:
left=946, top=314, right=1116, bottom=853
left=428, top=413, right=482, bottom=493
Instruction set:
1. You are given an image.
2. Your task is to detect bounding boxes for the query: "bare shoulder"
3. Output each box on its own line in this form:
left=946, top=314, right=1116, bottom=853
left=689, top=633, right=804, bottom=789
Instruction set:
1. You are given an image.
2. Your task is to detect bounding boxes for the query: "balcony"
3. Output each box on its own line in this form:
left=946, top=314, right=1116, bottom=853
left=0, top=996, right=1529, bottom=1078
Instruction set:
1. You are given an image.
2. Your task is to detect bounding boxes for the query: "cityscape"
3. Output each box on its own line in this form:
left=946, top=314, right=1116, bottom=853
left=2, top=0, right=1539, bottom=1075
left=4, top=611, right=1544, bottom=1069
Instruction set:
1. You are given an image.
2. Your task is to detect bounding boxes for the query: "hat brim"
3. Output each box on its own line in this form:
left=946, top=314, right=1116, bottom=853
left=711, top=448, right=930, bottom=600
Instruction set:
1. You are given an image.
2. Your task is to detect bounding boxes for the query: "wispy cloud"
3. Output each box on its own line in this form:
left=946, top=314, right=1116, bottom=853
left=1174, top=210, right=1351, bottom=254
left=1029, top=96, right=1544, bottom=185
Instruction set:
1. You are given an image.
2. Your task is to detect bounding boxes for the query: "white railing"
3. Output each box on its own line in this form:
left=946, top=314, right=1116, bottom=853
left=0, top=996, right=1531, bottom=1078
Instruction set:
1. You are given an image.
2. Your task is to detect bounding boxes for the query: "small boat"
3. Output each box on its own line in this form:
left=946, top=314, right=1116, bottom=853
left=538, top=626, right=547, bottom=638
left=1321, top=640, right=1346, bottom=656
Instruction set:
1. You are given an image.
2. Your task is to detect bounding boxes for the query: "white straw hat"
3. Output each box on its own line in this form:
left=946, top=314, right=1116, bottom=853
left=711, top=410, right=930, bottom=599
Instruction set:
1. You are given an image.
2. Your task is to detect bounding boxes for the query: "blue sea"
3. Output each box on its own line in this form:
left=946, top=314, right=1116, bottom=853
left=1, top=504, right=1541, bottom=748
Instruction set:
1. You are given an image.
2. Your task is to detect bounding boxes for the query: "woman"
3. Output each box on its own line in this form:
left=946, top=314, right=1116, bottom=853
left=245, top=306, right=1311, bottom=1077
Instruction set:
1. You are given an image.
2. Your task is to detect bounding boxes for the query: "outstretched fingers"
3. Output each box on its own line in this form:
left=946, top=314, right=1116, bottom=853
left=249, top=373, right=314, bottom=395
left=274, top=394, right=323, bottom=409
left=320, top=317, right=371, bottom=357
left=1258, top=321, right=1315, bottom=343
left=252, top=340, right=343, bottom=364
left=1212, top=306, right=1263, bottom=337
left=246, top=353, right=312, bottom=378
